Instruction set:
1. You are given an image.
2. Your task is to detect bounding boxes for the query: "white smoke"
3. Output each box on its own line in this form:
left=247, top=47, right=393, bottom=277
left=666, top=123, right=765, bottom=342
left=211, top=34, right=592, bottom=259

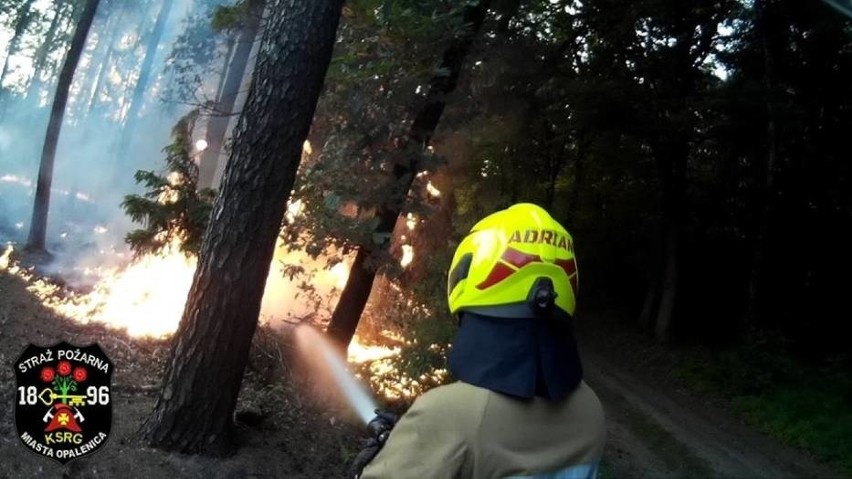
left=0, top=0, right=222, bottom=280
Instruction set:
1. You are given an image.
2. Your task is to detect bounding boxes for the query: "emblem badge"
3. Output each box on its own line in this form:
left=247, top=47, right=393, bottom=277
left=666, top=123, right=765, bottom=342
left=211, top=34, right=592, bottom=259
left=13, top=342, right=112, bottom=464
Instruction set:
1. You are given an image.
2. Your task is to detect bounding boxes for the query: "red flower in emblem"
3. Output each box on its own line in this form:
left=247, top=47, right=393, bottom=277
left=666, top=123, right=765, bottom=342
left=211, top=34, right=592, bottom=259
left=73, top=366, right=87, bottom=383
left=57, top=360, right=72, bottom=376
left=40, top=367, right=55, bottom=382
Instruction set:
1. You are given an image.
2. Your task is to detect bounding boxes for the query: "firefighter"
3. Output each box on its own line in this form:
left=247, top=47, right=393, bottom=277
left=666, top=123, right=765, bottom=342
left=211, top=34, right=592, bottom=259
left=353, top=203, right=606, bottom=479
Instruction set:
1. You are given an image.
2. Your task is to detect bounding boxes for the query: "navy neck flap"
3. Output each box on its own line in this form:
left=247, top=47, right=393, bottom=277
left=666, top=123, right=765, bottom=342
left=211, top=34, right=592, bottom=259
left=447, top=310, right=583, bottom=401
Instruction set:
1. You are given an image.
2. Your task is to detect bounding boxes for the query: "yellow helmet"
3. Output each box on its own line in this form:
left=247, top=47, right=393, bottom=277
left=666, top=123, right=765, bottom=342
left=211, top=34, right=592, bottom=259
left=447, top=203, right=578, bottom=318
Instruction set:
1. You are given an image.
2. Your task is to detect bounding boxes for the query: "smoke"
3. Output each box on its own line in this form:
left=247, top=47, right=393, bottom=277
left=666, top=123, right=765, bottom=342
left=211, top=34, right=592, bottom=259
left=0, top=0, right=214, bottom=278
left=1, top=0, right=358, bottom=334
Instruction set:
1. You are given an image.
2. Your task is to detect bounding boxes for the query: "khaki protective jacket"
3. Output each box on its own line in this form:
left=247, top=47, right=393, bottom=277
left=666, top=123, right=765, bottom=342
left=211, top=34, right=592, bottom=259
left=360, top=380, right=606, bottom=479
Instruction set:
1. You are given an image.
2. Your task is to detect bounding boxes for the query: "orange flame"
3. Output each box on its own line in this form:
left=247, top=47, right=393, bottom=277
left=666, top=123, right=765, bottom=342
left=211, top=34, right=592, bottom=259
left=1, top=238, right=351, bottom=338
left=347, top=334, right=400, bottom=364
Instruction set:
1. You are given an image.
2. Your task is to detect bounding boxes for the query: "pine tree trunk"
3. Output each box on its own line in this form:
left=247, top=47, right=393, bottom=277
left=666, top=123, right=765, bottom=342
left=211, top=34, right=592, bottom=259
left=198, top=0, right=266, bottom=189
left=25, top=0, right=100, bottom=254
left=24, top=0, right=71, bottom=103
left=745, top=0, right=777, bottom=328
left=140, top=0, right=344, bottom=454
left=326, top=246, right=378, bottom=350
left=638, top=270, right=660, bottom=329
left=117, top=0, right=174, bottom=158
left=325, top=0, right=492, bottom=349
left=85, top=47, right=113, bottom=114
left=211, top=37, right=236, bottom=111
left=0, top=0, right=37, bottom=117
left=651, top=136, right=687, bottom=342
left=654, top=219, right=679, bottom=342
left=83, top=3, right=127, bottom=115
left=543, top=139, right=561, bottom=210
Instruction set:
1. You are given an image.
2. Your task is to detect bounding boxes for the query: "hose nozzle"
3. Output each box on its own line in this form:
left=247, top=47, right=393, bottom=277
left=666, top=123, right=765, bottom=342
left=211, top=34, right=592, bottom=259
left=366, top=409, right=398, bottom=443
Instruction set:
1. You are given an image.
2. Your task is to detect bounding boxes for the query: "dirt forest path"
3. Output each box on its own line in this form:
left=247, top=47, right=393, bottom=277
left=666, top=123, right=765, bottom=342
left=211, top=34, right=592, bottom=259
left=580, top=320, right=844, bottom=479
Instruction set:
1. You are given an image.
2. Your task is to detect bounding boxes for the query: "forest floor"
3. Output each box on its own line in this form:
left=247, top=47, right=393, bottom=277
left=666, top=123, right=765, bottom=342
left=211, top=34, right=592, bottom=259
left=578, top=316, right=846, bottom=479
left=0, top=267, right=847, bottom=478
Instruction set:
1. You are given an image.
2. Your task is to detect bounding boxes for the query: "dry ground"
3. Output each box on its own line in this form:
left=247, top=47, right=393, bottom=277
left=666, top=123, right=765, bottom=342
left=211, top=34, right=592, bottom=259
left=0, top=269, right=362, bottom=478
left=0, top=267, right=847, bottom=478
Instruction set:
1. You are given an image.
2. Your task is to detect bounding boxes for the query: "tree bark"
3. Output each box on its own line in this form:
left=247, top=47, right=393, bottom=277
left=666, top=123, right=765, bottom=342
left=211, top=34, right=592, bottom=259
left=24, top=0, right=71, bottom=103
left=83, top=2, right=127, bottom=115
left=0, top=0, right=37, bottom=117
left=646, top=5, right=706, bottom=342
left=198, top=0, right=266, bottom=189
left=25, top=0, right=100, bottom=254
left=325, top=0, right=492, bottom=349
left=654, top=219, right=679, bottom=342
left=651, top=137, right=688, bottom=342
left=568, top=129, right=587, bottom=215
left=212, top=36, right=237, bottom=107
left=140, top=0, right=344, bottom=454
left=325, top=247, right=379, bottom=352
left=117, top=0, right=175, bottom=158
left=638, top=273, right=660, bottom=329
left=745, top=0, right=778, bottom=328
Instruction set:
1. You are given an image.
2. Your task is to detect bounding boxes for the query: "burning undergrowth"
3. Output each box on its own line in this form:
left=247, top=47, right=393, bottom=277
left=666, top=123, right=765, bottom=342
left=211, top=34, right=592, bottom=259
left=1, top=239, right=452, bottom=408
left=347, top=277, right=456, bottom=408
left=0, top=267, right=363, bottom=477
left=1, top=242, right=196, bottom=338
left=0, top=230, right=455, bottom=476
left=0, top=233, right=352, bottom=341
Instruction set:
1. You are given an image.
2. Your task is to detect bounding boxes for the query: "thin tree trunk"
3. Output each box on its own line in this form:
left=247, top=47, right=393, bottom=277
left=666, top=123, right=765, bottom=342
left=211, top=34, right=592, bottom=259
left=85, top=47, right=113, bottom=114
left=198, top=0, right=266, bottom=189
left=140, top=0, right=343, bottom=454
left=654, top=219, right=679, bottom=342
left=24, top=0, right=71, bottom=103
left=325, top=246, right=379, bottom=351
left=25, top=0, right=100, bottom=254
left=652, top=138, right=688, bottom=342
left=745, top=0, right=777, bottom=328
left=638, top=273, right=660, bottom=329
left=84, top=3, right=127, bottom=115
left=212, top=36, right=236, bottom=109
left=326, top=0, right=492, bottom=349
left=648, top=12, right=695, bottom=342
left=117, top=0, right=174, bottom=159
left=0, top=0, right=37, bottom=117
left=543, top=131, right=562, bottom=210
left=569, top=129, right=586, bottom=215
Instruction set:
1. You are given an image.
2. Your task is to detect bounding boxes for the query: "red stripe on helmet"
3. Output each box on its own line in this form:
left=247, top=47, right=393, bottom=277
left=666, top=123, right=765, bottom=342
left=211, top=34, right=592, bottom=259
left=555, top=258, right=577, bottom=276
left=477, top=252, right=578, bottom=292
left=476, top=262, right=516, bottom=290
left=502, top=248, right=541, bottom=269
left=555, top=258, right=578, bottom=293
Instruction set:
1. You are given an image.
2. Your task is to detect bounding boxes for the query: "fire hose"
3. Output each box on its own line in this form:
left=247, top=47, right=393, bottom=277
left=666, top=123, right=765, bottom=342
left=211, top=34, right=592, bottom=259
left=295, top=326, right=399, bottom=478
left=350, top=409, right=398, bottom=478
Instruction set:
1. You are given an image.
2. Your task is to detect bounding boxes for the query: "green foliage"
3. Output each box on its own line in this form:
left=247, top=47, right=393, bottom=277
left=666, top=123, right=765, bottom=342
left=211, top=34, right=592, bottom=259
left=282, top=0, right=463, bottom=275
left=676, top=332, right=801, bottom=395
left=355, top=268, right=457, bottom=407
left=736, top=388, right=852, bottom=474
left=160, top=0, right=231, bottom=105
left=121, top=111, right=215, bottom=256
left=211, top=0, right=254, bottom=32
left=675, top=339, right=852, bottom=474
left=0, top=0, right=25, bottom=17
left=393, top=313, right=455, bottom=383
left=357, top=314, right=455, bottom=410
